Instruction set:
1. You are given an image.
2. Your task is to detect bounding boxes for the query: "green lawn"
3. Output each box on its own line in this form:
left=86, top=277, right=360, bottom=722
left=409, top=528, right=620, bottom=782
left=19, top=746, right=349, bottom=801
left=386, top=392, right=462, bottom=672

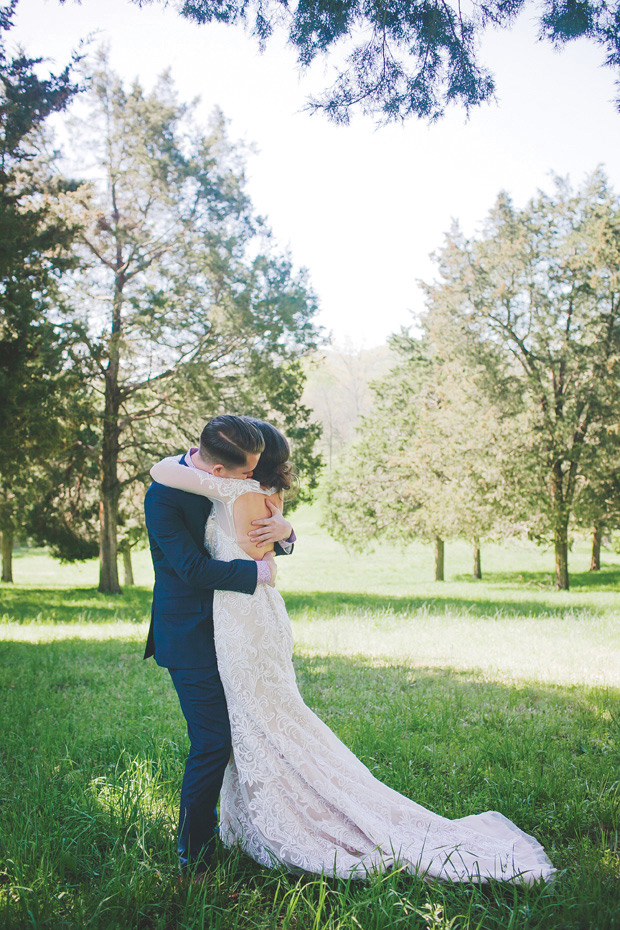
left=1, top=506, right=619, bottom=928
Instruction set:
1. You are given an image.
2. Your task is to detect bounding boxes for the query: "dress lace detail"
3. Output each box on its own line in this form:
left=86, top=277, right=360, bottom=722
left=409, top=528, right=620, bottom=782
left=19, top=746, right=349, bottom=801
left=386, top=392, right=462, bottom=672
left=197, top=485, right=556, bottom=886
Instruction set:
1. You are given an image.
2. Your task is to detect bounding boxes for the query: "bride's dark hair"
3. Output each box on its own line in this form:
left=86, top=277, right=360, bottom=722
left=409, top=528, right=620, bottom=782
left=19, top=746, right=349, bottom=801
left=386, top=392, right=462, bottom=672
left=249, top=419, right=294, bottom=492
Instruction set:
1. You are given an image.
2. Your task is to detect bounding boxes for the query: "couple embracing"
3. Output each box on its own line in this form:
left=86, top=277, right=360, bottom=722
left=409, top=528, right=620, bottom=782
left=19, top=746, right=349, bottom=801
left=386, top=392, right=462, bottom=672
left=144, top=414, right=555, bottom=886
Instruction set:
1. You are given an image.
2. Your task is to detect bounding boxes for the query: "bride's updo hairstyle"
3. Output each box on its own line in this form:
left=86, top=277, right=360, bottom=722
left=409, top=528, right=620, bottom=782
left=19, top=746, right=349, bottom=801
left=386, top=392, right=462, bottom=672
left=248, top=420, right=294, bottom=493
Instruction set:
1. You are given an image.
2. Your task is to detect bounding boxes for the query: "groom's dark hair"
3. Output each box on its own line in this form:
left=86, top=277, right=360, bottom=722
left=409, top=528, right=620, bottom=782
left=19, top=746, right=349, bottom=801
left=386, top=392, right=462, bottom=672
left=200, top=414, right=264, bottom=468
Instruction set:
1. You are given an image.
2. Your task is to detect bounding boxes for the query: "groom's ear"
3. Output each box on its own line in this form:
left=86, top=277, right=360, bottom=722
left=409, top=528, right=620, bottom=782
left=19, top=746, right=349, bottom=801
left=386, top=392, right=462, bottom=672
left=211, top=464, right=227, bottom=477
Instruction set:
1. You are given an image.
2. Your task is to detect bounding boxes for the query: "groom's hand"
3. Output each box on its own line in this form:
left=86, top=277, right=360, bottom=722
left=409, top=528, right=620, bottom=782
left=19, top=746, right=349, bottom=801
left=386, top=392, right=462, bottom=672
left=249, top=499, right=292, bottom=547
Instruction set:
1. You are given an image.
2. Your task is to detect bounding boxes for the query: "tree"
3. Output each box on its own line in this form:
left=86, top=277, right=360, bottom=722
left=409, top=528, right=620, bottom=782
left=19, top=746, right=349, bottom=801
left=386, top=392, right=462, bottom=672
left=405, top=349, right=511, bottom=580
left=325, top=173, right=620, bottom=589
left=571, top=418, right=620, bottom=571
left=323, top=338, right=450, bottom=580
left=424, top=171, right=620, bottom=590
left=59, top=52, right=321, bottom=593
left=0, top=1, right=81, bottom=582
left=25, top=429, right=101, bottom=565
left=324, top=331, right=508, bottom=580
left=119, top=0, right=620, bottom=123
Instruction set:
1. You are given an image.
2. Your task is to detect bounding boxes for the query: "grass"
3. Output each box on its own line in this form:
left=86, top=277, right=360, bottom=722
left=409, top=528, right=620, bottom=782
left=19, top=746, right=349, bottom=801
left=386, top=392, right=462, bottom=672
left=1, top=504, right=619, bottom=928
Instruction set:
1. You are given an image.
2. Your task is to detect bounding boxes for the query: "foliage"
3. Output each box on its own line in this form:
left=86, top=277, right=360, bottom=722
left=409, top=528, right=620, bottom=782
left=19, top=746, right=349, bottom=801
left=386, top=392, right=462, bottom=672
left=25, top=430, right=101, bottom=562
left=569, top=375, right=620, bottom=549
left=323, top=336, right=434, bottom=551
left=54, top=51, right=322, bottom=591
left=0, top=0, right=83, bottom=579
left=423, top=170, right=620, bottom=588
left=119, top=0, right=620, bottom=123
left=324, top=171, right=620, bottom=590
left=323, top=332, right=508, bottom=582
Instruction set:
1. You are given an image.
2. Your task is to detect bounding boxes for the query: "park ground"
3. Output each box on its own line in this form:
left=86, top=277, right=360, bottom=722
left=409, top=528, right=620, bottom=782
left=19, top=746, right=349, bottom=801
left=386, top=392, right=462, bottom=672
left=1, top=503, right=619, bottom=929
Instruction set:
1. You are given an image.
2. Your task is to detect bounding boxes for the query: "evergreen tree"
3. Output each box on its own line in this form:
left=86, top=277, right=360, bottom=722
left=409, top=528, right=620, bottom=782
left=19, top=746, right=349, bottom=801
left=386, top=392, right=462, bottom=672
left=323, top=340, right=437, bottom=561
left=325, top=172, right=620, bottom=589
left=572, top=418, right=620, bottom=571
left=59, top=52, right=321, bottom=593
left=424, top=171, right=620, bottom=589
left=0, top=1, right=82, bottom=582
left=25, top=427, right=101, bottom=564
left=122, top=0, right=620, bottom=123
left=324, top=333, right=506, bottom=580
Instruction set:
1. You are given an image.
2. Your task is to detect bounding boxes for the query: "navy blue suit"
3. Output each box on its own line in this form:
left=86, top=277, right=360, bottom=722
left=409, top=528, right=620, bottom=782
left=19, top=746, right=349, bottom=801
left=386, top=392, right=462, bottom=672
left=143, top=455, right=289, bottom=872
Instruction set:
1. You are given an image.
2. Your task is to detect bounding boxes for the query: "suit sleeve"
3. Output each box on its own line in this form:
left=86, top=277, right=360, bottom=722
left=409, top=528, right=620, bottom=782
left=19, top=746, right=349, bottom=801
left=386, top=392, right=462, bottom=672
left=145, top=487, right=257, bottom=594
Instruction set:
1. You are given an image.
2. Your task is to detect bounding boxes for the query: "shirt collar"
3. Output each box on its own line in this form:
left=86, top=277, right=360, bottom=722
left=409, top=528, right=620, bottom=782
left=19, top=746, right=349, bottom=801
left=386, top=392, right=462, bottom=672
left=185, top=447, right=200, bottom=469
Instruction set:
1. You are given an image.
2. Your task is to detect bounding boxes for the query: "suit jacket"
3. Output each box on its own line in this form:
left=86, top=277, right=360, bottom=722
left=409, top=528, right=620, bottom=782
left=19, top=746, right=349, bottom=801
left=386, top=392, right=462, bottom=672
left=143, top=455, right=259, bottom=668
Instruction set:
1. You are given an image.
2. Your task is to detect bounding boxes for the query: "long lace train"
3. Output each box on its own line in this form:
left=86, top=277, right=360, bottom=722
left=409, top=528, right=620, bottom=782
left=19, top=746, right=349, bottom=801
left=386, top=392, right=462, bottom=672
left=208, top=514, right=555, bottom=885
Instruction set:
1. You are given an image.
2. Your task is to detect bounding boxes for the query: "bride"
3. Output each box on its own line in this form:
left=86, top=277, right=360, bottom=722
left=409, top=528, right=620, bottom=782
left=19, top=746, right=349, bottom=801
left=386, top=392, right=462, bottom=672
left=150, top=421, right=555, bottom=886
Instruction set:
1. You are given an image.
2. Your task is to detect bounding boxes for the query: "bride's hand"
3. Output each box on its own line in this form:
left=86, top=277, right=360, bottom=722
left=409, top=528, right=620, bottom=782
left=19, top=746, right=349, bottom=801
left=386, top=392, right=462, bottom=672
left=262, top=551, right=277, bottom=587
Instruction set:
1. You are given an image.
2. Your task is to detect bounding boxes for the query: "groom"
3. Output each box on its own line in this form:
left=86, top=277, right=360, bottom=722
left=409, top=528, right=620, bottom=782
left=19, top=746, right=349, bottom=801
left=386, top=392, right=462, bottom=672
left=143, top=414, right=295, bottom=879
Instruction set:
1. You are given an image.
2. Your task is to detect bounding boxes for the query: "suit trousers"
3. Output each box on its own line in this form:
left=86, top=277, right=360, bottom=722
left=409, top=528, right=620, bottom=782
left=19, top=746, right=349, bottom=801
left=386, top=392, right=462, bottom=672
left=168, top=665, right=232, bottom=872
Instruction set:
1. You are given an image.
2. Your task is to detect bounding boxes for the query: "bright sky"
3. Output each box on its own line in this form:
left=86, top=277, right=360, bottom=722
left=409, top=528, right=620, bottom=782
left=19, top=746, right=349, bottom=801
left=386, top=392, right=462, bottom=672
left=11, top=0, right=620, bottom=347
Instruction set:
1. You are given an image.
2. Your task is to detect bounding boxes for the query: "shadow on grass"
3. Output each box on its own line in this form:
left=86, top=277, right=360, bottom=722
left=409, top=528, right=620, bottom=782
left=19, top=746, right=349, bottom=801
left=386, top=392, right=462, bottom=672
left=453, top=566, right=620, bottom=591
left=0, top=586, right=153, bottom=623
left=284, top=591, right=608, bottom=620
left=1, top=581, right=617, bottom=625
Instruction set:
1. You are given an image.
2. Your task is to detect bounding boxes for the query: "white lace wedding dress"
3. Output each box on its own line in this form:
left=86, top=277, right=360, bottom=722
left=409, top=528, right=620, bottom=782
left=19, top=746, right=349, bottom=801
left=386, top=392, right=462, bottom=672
left=150, top=457, right=556, bottom=885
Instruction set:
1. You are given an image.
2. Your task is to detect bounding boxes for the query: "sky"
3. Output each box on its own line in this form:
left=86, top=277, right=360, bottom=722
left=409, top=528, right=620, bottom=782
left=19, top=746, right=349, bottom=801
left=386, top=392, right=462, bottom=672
left=10, top=0, right=620, bottom=347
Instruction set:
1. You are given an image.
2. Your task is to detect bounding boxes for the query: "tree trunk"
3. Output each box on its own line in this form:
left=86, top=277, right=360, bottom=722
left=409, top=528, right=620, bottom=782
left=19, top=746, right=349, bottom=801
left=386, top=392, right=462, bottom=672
left=122, top=548, right=135, bottom=586
left=99, top=495, right=120, bottom=594
left=434, top=536, right=445, bottom=581
left=550, top=459, right=570, bottom=591
left=1, top=531, right=13, bottom=583
left=98, top=395, right=121, bottom=593
left=554, top=523, right=569, bottom=591
left=98, top=260, right=124, bottom=595
left=472, top=538, right=482, bottom=579
left=590, top=525, right=602, bottom=572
